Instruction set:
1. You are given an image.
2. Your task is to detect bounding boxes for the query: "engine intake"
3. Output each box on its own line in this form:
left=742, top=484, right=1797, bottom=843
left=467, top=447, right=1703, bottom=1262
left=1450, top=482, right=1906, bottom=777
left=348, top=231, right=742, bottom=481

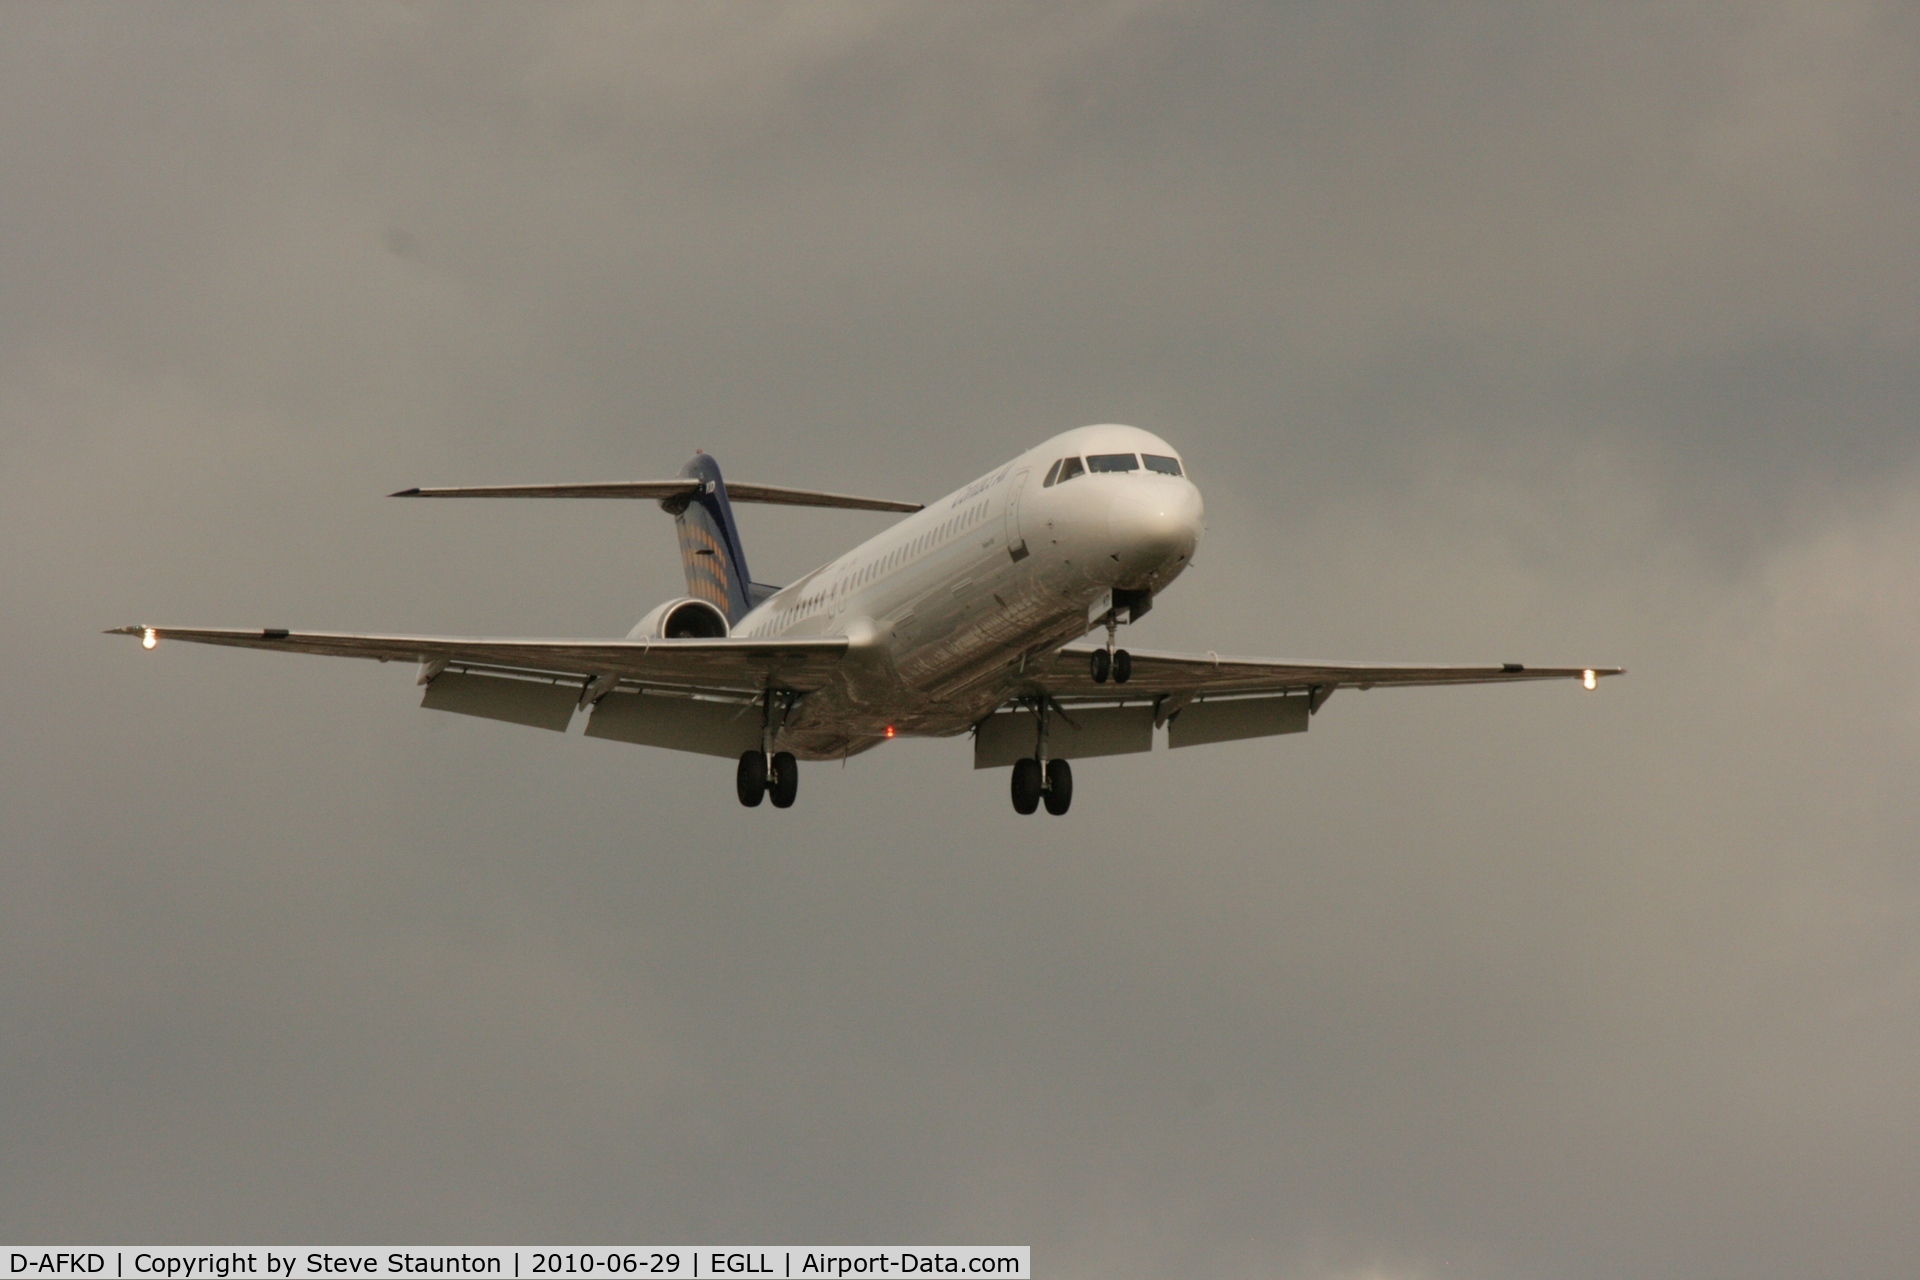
left=630, top=597, right=731, bottom=640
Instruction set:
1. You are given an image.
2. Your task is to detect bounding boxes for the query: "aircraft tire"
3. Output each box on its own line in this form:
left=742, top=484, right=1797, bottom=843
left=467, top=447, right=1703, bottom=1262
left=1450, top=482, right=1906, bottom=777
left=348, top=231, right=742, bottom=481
left=1112, top=649, right=1133, bottom=683
left=736, top=750, right=767, bottom=807
left=769, top=751, right=799, bottom=809
left=1090, top=649, right=1111, bottom=683
left=1011, top=757, right=1043, bottom=814
left=1043, top=758, right=1073, bottom=815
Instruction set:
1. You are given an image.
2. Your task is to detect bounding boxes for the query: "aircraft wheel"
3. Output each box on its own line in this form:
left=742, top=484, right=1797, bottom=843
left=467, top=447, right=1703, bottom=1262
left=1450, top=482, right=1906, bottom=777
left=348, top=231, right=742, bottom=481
left=736, top=750, right=767, bottom=807
left=1043, top=758, right=1074, bottom=815
left=1090, top=649, right=1111, bottom=683
left=1011, top=757, right=1043, bottom=814
left=769, top=751, right=799, bottom=809
left=1112, top=649, right=1133, bottom=683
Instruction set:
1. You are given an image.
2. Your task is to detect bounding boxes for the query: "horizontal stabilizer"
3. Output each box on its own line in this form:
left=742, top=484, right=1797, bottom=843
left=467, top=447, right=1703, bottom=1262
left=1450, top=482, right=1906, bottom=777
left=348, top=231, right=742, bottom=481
left=390, top=480, right=921, bottom=512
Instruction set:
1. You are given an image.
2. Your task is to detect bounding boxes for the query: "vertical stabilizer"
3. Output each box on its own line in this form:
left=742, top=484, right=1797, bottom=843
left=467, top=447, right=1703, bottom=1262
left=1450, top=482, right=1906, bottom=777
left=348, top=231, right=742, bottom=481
left=665, top=453, right=755, bottom=624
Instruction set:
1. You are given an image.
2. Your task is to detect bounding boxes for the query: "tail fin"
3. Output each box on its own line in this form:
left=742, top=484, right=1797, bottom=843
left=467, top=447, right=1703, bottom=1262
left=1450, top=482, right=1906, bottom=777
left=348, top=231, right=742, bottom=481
left=667, top=453, right=756, bottom=625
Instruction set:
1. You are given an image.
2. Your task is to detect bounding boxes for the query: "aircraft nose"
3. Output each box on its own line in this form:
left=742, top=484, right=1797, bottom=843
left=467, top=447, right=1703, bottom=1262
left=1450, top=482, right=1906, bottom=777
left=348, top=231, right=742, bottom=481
left=1107, top=479, right=1203, bottom=565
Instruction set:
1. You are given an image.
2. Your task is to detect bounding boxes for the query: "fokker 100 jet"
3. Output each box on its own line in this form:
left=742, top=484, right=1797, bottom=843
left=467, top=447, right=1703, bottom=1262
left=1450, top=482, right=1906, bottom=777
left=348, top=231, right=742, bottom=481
left=114, top=424, right=1620, bottom=814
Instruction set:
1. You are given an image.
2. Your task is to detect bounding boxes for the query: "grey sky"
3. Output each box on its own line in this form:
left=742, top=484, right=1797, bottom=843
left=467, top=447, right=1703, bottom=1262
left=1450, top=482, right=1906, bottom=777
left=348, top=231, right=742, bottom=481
left=4, top=4, right=1918, bottom=1277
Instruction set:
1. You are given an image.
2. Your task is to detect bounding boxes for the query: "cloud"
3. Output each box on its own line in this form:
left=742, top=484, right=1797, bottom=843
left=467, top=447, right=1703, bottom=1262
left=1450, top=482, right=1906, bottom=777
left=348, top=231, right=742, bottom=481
left=2, top=5, right=1918, bottom=1277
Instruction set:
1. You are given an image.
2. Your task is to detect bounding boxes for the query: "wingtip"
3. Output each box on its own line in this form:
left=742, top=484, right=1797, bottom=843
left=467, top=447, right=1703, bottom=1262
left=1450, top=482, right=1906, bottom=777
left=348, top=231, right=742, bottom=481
left=389, top=487, right=422, bottom=497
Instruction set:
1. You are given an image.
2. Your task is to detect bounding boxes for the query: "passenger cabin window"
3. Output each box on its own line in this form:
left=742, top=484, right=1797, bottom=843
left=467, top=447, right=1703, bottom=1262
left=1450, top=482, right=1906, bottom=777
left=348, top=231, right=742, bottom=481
left=1042, top=459, right=1062, bottom=487
left=1143, top=454, right=1183, bottom=476
left=1056, top=457, right=1085, bottom=483
left=1086, top=453, right=1139, bottom=472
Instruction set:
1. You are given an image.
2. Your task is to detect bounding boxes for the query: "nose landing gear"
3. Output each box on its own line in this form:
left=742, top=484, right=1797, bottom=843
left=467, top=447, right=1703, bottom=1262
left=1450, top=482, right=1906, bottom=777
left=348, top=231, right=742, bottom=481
left=1089, top=611, right=1132, bottom=684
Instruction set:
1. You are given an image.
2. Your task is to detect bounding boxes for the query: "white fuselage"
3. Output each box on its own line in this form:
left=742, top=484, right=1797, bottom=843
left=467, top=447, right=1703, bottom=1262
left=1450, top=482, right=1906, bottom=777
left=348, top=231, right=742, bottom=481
left=732, top=424, right=1204, bottom=758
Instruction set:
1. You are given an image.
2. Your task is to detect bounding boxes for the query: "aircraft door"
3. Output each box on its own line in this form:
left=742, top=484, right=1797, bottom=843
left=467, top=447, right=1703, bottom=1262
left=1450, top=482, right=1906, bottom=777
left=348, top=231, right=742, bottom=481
left=1004, top=468, right=1030, bottom=562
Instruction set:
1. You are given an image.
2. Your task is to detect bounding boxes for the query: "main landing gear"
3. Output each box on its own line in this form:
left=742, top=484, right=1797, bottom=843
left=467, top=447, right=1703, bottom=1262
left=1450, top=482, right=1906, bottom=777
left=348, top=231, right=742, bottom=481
left=1008, top=696, right=1072, bottom=815
left=738, top=689, right=800, bottom=809
left=1010, top=756, right=1072, bottom=816
left=737, top=750, right=799, bottom=808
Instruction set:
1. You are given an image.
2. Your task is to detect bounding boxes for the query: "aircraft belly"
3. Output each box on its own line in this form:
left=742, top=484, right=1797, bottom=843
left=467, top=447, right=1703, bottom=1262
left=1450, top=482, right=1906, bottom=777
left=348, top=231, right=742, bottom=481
left=765, top=522, right=1114, bottom=751
left=781, top=732, right=890, bottom=763
left=888, top=549, right=1096, bottom=702
left=893, top=565, right=1024, bottom=687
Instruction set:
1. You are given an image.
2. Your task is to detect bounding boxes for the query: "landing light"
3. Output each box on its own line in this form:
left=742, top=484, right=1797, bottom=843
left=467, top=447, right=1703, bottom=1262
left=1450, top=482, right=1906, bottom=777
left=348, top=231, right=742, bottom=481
left=142, top=628, right=157, bottom=650
left=1583, top=669, right=1597, bottom=690
left=884, top=725, right=896, bottom=738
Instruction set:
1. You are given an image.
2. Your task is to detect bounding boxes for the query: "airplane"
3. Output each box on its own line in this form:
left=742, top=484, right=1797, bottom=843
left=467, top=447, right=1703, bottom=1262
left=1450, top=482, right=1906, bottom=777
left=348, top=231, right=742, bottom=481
left=112, top=423, right=1621, bottom=814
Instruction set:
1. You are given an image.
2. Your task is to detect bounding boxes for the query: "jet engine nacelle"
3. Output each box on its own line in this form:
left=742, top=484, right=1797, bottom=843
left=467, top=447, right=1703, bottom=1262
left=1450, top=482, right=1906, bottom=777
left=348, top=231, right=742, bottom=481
left=630, top=596, right=731, bottom=640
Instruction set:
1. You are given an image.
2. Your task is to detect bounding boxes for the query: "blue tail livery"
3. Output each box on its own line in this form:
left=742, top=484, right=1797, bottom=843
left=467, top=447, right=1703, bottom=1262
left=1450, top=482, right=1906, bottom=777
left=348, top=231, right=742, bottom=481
left=666, top=452, right=759, bottom=624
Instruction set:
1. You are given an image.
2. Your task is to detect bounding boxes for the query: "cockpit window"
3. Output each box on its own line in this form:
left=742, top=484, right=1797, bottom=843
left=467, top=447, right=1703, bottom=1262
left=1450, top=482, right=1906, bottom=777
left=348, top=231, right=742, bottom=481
left=1143, top=454, right=1183, bottom=476
left=1086, top=453, right=1139, bottom=473
left=1056, top=457, right=1085, bottom=483
left=1041, top=459, right=1063, bottom=487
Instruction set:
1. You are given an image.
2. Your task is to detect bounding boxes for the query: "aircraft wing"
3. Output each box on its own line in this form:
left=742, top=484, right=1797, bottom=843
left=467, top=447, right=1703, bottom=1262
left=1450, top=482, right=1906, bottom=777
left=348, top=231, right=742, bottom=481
left=970, top=646, right=1620, bottom=766
left=107, top=625, right=847, bottom=694
left=1042, top=645, right=1622, bottom=703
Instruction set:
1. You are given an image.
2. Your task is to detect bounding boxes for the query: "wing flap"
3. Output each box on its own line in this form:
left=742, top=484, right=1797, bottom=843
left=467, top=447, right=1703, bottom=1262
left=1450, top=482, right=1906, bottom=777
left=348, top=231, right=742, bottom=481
left=1165, top=694, right=1310, bottom=748
left=420, top=671, right=578, bottom=731
left=584, top=689, right=763, bottom=758
left=973, top=703, right=1155, bottom=768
